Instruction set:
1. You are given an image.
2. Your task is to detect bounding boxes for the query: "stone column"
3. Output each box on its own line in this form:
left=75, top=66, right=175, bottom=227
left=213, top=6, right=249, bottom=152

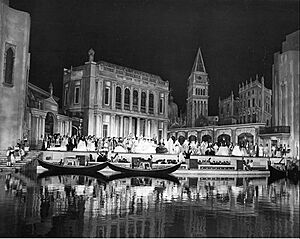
left=146, top=90, right=149, bottom=114
left=122, top=85, right=125, bottom=110
left=95, top=115, right=100, bottom=137
left=138, top=88, right=142, bottom=113
left=112, top=83, right=116, bottom=110
left=99, top=114, right=103, bottom=138
left=67, top=121, right=70, bottom=136
left=136, top=118, right=140, bottom=137
left=154, top=92, right=158, bottom=115
left=111, top=114, right=116, bottom=137
left=35, top=116, right=39, bottom=146
left=99, top=81, right=103, bottom=106
left=129, top=117, right=133, bottom=135
left=130, top=86, right=133, bottom=111
left=120, top=115, right=124, bottom=137
left=165, top=93, right=169, bottom=118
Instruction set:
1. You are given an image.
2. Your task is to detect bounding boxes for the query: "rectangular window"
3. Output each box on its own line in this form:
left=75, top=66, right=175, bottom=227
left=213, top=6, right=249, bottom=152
left=159, top=98, right=164, bottom=114
left=104, top=87, right=110, bottom=105
left=248, top=99, right=250, bottom=107
left=103, top=124, right=108, bottom=138
left=252, top=98, right=255, bottom=107
left=64, top=85, right=68, bottom=106
left=95, top=81, right=98, bottom=104
left=74, top=86, right=80, bottom=104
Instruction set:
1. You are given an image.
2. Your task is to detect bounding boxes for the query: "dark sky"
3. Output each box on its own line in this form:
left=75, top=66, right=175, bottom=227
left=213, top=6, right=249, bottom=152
left=10, top=0, right=299, bottom=115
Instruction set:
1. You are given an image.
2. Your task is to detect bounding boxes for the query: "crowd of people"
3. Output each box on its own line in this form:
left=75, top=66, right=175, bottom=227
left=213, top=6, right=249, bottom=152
left=6, top=139, right=30, bottom=167
left=40, top=134, right=290, bottom=159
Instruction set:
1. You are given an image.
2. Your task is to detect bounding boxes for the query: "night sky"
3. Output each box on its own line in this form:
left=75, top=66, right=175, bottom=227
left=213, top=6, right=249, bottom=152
left=10, top=0, right=299, bottom=115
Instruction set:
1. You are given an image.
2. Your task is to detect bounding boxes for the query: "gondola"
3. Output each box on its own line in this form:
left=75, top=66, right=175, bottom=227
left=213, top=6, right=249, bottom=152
left=268, top=164, right=287, bottom=179
left=37, top=158, right=108, bottom=174
left=107, top=161, right=181, bottom=175
left=106, top=172, right=180, bottom=184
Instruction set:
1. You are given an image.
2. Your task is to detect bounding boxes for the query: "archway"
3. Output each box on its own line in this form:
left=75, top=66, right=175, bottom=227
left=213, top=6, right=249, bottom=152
left=189, top=135, right=197, bottom=142
left=178, top=135, right=185, bottom=145
left=202, top=134, right=212, bottom=143
left=217, top=134, right=231, bottom=146
left=238, top=133, right=254, bottom=147
left=45, top=112, right=55, bottom=136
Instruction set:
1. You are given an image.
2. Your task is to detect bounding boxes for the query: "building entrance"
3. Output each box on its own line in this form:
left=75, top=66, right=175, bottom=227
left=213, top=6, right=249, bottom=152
left=45, top=112, right=54, bottom=135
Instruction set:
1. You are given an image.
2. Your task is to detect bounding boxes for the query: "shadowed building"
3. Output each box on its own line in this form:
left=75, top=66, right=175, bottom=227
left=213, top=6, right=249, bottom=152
left=218, top=91, right=239, bottom=125
left=238, top=75, right=272, bottom=126
left=0, top=0, right=30, bottom=150
left=63, top=49, right=169, bottom=140
left=259, top=30, right=299, bottom=159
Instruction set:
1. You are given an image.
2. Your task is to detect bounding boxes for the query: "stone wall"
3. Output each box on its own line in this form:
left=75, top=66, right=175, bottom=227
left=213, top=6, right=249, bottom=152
left=0, top=1, right=30, bottom=150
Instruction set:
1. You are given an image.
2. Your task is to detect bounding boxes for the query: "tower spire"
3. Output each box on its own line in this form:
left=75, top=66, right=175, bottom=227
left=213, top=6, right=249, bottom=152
left=191, top=47, right=206, bottom=73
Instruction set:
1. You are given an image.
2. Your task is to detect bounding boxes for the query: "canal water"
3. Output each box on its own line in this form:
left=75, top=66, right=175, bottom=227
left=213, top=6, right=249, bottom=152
left=0, top=172, right=298, bottom=238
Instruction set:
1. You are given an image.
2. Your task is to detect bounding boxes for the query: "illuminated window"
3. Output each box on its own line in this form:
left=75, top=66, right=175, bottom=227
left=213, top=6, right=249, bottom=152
left=124, top=88, right=130, bottom=110
left=104, top=87, right=110, bottom=105
left=149, top=93, right=154, bottom=114
left=74, top=86, right=80, bottom=104
left=141, top=92, right=146, bottom=113
left=116, top=86, right=122, bottom=109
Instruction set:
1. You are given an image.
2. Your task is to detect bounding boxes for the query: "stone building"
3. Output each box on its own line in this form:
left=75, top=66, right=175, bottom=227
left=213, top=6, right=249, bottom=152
left=238, top=75, right=272, bottom=125
left=260, top=30, right=299, bottom=159
left=218, top=91, right=239, bottom=125
left=0, top=0, right=30, bottom=150
left=63, top=49, right=169, bottom=141
left=25, top=82, right=75, bottom=148
left=187, top=48, right=209, bottom=127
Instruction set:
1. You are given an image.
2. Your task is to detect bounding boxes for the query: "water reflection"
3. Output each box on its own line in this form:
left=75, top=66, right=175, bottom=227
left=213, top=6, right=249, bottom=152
left=0, top=172, right=299, bottom=238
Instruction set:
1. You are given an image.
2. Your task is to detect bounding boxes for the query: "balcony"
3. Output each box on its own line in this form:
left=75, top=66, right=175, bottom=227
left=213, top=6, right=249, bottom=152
left=259, top=126, right=290, bottom=134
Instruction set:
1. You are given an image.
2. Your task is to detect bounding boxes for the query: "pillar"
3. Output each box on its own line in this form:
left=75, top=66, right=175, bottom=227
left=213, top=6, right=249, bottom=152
left=122, top=85, right=125, bottom=110
left=136, top=118, right=140, bottom=137
left=99, top=114, right=103, bottom=138
left=99, top=81, right=103, bottom=106
left=138, top=88, right=141, bottom=113
left=95, top=115, right=100, bottom=137
left=129, top=117, right=133, bottom=135
left=130, top=86, right=133, bottom=111
left=111, top=114, right=116, bottom=137
left=146, top=89, right=149, bottom=114
left=120, top=115, right=124, bottom=137
left=112, top=83, right=116, bottom=110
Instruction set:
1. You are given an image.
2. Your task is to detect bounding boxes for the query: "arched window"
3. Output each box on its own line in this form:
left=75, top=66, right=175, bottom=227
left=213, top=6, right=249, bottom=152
left=133, top=90, right=138, bottom=111
left=116, top=86, right=122, bottom=109
left=124, top=88, right=130, bottom=110
left=4, top=47, right=15, bottom=86
left=141, top=92, right=146, bottom=113
left=149, top=93, right=154, bottom=114
left=203, top=89, right=205, bottom=95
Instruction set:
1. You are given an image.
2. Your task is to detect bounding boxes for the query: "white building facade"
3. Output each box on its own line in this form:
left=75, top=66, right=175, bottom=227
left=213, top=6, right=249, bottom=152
left=63, top=49, right=170, bottom=141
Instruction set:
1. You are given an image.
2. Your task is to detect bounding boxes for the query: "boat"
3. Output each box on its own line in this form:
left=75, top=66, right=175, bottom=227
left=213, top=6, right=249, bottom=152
left=107, top=161, right=181, bottom=175
left=106, top=172, right=180, bottom=184
left=37, top=158, right=108, bottom=174
left=268, top=164, right=287, bottom=179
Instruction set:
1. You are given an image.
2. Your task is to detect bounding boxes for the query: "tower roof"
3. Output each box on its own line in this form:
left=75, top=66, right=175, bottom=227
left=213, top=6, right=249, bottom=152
left=191, top=48, right=206, bottom=73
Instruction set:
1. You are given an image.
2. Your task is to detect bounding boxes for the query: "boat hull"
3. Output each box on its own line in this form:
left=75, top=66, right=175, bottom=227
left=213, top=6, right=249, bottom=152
left=107, top=162, right=181, bottom=175
left=37, top=158, right=107, bottom=174
left=268, top=165, right=286, bottom=179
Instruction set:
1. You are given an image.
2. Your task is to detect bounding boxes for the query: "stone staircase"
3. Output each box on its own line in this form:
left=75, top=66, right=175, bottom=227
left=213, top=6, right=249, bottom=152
left=0, top=150, right=42, bottom=172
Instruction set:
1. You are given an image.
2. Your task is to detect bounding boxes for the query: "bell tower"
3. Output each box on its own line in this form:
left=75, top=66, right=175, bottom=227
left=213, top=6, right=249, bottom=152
left=186, top=48, right=209, bottom=127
